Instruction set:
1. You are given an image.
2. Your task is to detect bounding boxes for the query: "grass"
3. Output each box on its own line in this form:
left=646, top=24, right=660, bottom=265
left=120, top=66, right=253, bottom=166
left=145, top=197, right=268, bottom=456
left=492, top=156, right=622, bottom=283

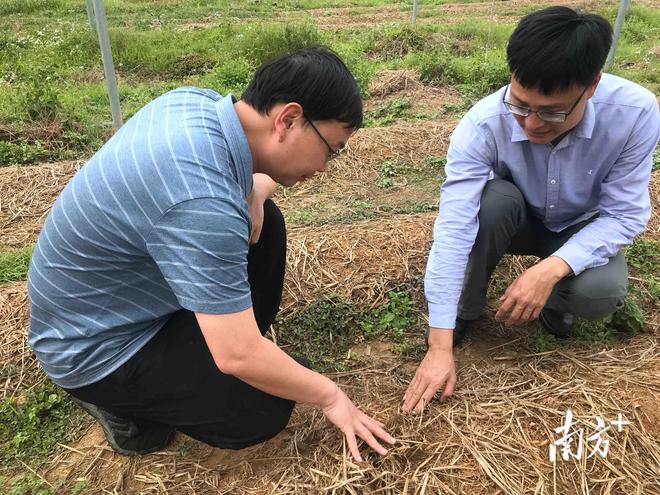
left=0, top=381, right=82, bottom=470
left=1, top=3, right=657, bottom=165
left=276, top=290, right=416, bottom=371
left=0, top=246, right=33, bottom=284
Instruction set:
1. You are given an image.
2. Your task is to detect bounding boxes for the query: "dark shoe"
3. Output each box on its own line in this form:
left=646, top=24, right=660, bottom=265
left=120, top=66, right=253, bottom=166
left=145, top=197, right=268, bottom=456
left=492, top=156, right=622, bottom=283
left=425, top=317, right=473, bottom=348
left=540, top=308, right=575, bottom=338
left=291, top=354, right=313, bottom=370
left=71, top=397, right=175, bottom=456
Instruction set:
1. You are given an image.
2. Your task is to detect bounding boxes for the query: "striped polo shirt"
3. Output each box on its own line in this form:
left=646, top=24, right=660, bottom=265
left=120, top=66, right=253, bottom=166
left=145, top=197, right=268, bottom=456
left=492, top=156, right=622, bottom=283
left=27, top=88, right=254, bottom=389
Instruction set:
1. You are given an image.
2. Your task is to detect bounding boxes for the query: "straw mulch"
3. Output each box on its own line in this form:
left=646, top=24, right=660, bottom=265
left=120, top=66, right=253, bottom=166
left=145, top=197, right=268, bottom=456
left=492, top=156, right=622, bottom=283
left=366, top=69, right=463, bottom=114
left=282, top=213, right=434, bottom=311
left=0, top=160, right=81, bottom=247
left=0, top=281, right=37, bottom=399
left=642, top=169, right=660, bottom=242
left=43, top=334, right=660, bottom=494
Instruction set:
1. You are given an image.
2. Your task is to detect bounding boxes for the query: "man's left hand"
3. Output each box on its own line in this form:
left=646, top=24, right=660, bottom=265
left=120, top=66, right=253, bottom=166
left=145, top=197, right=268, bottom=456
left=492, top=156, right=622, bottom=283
left=495, top=256, right=572, bottom=326
left=247, top=174, right=277, bottom=245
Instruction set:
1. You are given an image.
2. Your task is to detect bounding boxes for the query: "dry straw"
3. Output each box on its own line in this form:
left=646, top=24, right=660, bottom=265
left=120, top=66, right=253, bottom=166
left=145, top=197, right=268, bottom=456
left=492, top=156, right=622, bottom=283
left=0, top=160, right=81, bottom=247
left=43, top=336, right=660, bottom=494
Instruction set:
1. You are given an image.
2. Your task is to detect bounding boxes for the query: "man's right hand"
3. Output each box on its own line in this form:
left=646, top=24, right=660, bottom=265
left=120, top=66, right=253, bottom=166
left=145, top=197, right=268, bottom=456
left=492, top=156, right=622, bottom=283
left=402, top=328, right=456, bottom=413
left=321, top=385, right=396, bottom=462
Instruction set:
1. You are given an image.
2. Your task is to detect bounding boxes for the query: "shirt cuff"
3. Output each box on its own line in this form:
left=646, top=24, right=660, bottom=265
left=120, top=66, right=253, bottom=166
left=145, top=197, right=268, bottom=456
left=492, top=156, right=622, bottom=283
left=551, top=244, right=591, bottom=276
left=427, top=302, right=457, bottom=330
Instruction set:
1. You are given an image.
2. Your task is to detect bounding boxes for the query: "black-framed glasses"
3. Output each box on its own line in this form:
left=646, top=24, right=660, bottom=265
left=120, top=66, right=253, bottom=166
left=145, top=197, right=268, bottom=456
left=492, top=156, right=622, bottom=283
left=502, top=85, right=589, bottom=123
left=304, top=116, right=343, bottom=161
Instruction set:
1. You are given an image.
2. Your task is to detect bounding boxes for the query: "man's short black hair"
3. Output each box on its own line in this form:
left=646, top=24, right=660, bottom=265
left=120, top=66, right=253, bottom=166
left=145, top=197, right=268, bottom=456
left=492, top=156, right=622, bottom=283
left=507, top=6, right=612, bottom=94
left=242, top=45, right=362, bottom=129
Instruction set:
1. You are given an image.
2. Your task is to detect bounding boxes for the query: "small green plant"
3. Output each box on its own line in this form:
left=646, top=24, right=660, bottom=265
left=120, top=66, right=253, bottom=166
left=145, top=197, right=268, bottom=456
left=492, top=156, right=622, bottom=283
left=364, top=98, right=412, bottom=127
left=424, top=156, right=446, bottom=170
left=361, top=290, right=413, bottom=340
left=0, top=381, right=81, bottom=467
left=609, top=297, right=646, bottom=335
left=276, top=297, right=361, bottom=371
left=0, top=246, right=34, bottom=283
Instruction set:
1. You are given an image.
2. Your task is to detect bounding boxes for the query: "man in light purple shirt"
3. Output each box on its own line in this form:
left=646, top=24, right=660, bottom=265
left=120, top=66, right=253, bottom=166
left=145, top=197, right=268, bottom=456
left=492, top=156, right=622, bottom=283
left=403, top=7, right=660, bottom=413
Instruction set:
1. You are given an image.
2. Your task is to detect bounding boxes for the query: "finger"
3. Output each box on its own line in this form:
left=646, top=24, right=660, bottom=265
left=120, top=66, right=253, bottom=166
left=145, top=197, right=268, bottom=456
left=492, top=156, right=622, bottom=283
left=402, top=373, right=424, bottom=412
left=344, top=429, right=362, bottom=462
left=506, top=301, right=526, bottom=326
left=532, top=306, right=543, bottom=320
left=495, top=296, right=514, bottom=321
left=520, top=304, right=536, bottom=323
left=440, top=372, right=456, bottom=401
left=362, top=415, right=396, bottom=444
left=355, top=423, right=388, bottom=456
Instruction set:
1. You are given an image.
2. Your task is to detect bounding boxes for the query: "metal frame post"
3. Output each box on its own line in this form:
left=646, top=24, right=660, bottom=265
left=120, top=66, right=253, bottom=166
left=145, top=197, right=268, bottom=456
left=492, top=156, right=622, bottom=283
left=412, top=0, right=419, bottom=27
left=605, top=0, right=632, bottom=71
left=85, top=0, right=96, bottom=32
left=92, top=0, right=123, bottom=130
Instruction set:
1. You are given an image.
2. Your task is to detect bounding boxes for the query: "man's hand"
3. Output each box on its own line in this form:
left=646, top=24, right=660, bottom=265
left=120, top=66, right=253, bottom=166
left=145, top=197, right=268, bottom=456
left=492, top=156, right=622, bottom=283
left=495, top=256, right=572, bottom=326
left=247, top=174, right=277, bottom=244
left=403, top=329, right=456, bottom=413
left=322, top=385, right=396, bottom=462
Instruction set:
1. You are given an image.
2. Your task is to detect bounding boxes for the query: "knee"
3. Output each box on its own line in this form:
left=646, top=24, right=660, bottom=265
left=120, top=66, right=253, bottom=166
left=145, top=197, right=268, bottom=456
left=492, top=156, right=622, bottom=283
left=561, top=270, right=628, bottom=320
left=263, top=199, right=285, bottom=234
left=477, top=180, right=526, bottom=229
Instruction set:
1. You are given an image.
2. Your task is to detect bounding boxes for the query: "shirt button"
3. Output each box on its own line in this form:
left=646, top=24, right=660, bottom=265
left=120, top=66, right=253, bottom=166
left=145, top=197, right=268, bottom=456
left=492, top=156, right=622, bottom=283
left=549, top=205, right=555, bottom=209
left=550, top=179, right=557, bottom=184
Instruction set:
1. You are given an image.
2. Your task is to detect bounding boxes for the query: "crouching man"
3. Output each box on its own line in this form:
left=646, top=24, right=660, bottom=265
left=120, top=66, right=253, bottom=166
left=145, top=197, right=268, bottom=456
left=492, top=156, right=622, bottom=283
left=404, top=7, right=660, bottom=413
left=28, top=46, right=395, bottom=461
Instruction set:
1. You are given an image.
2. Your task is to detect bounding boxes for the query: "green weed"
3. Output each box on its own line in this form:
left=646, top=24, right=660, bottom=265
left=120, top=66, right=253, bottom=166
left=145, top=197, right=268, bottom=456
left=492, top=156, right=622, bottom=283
left=361, top=290, right=413, bottom=340
left=0, top=246, right=34, bottom=283
left=366, top=25, right=430, bottom=60
left=276, top=290, right=416, bottom=370
left=364, top=98, right=412, bottom=127
left=276, top=297, right=362, bottom=371
left=0, top=382, right=82, bottom=469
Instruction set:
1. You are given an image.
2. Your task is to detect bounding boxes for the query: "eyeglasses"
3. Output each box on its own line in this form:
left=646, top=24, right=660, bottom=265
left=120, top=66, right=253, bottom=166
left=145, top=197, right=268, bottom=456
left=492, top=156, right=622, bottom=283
left=304, top=116, right=343, bottom=161
left=502, top=85, right=589, bottom=123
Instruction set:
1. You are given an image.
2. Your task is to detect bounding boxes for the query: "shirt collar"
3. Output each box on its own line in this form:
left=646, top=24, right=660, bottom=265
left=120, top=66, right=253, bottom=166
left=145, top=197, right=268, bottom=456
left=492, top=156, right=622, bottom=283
left=215, top=94, right=253, bottom=197
left=509, top=98, right=596, bottom=143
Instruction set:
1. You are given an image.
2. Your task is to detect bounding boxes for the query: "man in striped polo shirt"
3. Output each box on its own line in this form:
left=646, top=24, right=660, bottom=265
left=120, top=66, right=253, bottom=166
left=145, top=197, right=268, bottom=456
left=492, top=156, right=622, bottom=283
left=28, top=46, right=395, bottom=461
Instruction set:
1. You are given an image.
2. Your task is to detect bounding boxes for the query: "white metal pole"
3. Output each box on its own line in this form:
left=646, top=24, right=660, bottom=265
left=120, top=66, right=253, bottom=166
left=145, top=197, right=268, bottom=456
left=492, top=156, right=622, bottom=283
left=412, top=0, right=419, bottom=26
left=92, top=0, right=123, bottom=130
left=605, top=0, right=632, bottom=72
left=85, top=0, right=96, bottom=32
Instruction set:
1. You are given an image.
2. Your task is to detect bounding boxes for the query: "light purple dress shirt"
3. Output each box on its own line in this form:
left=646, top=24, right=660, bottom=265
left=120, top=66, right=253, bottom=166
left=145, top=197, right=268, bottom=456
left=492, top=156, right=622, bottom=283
left=425, top=73, right=660, bottom=330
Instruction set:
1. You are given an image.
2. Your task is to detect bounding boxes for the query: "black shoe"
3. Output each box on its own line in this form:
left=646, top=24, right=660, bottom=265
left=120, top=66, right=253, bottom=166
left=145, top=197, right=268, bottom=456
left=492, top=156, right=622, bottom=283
left=539, top=308, right=575, bottom=338
left=425, top=317, right=473, bottom=348
left=291, top=354, right=313, bottom=370
left=71, top=397, right=175, bottom=456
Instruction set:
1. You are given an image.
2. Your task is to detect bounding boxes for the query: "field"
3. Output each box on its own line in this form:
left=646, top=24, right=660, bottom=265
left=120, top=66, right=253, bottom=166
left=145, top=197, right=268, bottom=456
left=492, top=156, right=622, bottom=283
left=1, top=0, right=659, bottom=494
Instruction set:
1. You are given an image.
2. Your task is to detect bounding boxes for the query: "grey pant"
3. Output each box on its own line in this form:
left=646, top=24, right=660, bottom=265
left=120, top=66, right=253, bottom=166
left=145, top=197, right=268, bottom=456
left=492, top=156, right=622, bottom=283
left=457, top=180, right=627, bottom=321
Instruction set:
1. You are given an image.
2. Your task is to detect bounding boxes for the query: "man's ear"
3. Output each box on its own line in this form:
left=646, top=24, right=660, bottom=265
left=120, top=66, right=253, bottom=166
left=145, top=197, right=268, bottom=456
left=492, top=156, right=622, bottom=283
left=587, top=72, right=602, bottom=99
left=274, top=102, right=304, bottom=141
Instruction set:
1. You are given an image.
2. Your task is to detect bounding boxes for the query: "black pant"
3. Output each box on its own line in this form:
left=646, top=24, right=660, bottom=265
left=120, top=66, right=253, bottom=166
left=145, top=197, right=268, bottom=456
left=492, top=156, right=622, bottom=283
left=65, top=200, right=294, bottom=450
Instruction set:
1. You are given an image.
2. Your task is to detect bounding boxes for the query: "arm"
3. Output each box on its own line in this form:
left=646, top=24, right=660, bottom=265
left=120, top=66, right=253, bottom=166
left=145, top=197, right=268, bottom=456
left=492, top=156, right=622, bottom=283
left=196, top=309, right=396, bottom=461
left=496, top=98, right=659, bottom=326
left=404, top=114, right=494, bottom=412
left=552, top=100, right=659, bottom=274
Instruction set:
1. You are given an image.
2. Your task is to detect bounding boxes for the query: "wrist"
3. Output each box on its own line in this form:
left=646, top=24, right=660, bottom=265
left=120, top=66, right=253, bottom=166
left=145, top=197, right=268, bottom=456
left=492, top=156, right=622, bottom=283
left=427, top=327, right=453, bottom=352
left=318, top=378, right=340, bottom=410
left=544, top=256, right=572, bottom=282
